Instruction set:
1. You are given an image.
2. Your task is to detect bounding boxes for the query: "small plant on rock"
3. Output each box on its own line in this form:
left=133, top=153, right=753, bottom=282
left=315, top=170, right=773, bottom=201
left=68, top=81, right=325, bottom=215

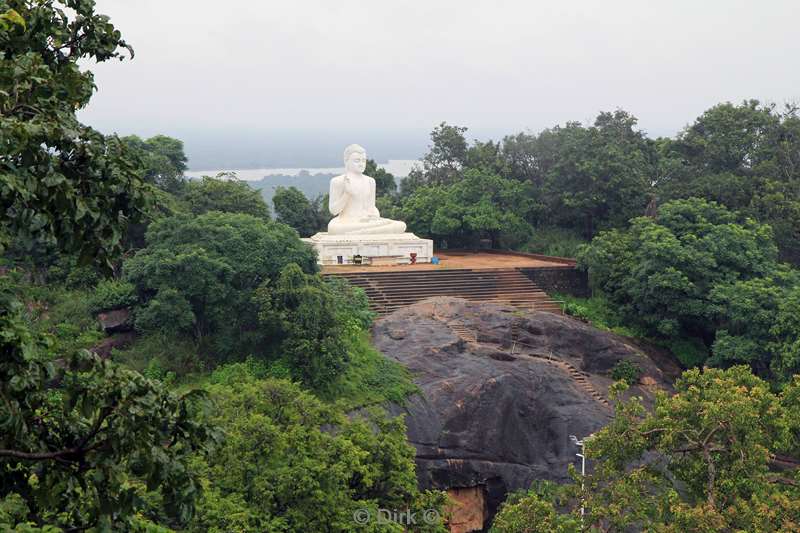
left=610, top=359, right=641, bottom=385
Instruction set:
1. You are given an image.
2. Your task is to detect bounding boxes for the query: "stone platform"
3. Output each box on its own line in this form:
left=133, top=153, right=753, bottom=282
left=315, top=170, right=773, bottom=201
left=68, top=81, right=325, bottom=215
left=321, top=250, right=574, bottom=273
left=303, top=232, right=433, bottom=265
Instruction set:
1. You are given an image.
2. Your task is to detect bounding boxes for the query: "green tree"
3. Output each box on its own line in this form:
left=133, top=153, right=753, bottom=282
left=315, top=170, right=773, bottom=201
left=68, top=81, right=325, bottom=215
left=542, top=111, right=654, bottom=237
left=183, top=174, right=271, bottom=220
left=491, top=492, right=580, bottom=533
left=772, top=285, right=800, bottom=378
left=254, top=263, right=353, bottom=389
left=0, top=3, right=213, bottom=528
left=661, top=100, right=800, bottom=264
left=190, top=370, right=447, bottom=532
left=492, top=367, right=800, bottom=532
left=272, top=185, right=324, bottom=237
left=365, top=158, right=398, bottom=197
left=125, top=212, right=316, bottom=358
left=402, top=169, right=536, bottom=249
left=120, top=134, right=188, bottom=194
left=0, top=1, right=150, bottom=267
left=421, top=122, right=469, bottom=186
left=708, top=267, right=799, bottom=373
left=578, top=198, right=779, bottom=366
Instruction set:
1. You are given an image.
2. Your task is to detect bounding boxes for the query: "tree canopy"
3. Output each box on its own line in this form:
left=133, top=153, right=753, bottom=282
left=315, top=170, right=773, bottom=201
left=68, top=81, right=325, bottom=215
left=120, top=134, right=188, bottom=194
left=492, top=367, right=800, bottom=532
left=125, top=211, right=316, bottom=358
left=182, top=175, right=271, bottom=220
left=577, top=198, right=800, bottom=377
left=272, top=185, right=326, bottom=237
left=188, top=368, right=447, bottom=532
left=0, top=1, right=214, bottom=529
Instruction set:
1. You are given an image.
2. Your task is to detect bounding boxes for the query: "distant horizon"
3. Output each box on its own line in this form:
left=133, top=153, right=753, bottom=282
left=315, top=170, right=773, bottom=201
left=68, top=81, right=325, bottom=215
left=184, top=159, right=420, bottom=179
left=134, top=119, right=684, bottom=171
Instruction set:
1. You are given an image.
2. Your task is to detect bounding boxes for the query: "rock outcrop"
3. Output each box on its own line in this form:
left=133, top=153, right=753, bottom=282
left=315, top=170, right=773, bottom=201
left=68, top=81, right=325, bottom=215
left=373, top=297, right=678, bottom=529
left=96, top=308, right=132, bottom=333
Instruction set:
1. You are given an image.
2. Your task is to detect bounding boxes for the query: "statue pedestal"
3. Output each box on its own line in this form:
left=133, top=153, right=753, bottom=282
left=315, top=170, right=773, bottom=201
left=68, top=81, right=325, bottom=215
left=303, top=233, right=434, bottom=265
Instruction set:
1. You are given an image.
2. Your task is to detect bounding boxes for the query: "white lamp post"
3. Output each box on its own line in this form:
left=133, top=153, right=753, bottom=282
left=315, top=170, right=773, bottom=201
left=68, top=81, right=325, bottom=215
left=570, top=434, right=587, bottom=526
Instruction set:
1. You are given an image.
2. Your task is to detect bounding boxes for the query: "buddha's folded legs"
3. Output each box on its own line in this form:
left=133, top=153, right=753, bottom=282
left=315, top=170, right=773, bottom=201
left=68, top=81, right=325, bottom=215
left=328, top=217, right=407, bottom=235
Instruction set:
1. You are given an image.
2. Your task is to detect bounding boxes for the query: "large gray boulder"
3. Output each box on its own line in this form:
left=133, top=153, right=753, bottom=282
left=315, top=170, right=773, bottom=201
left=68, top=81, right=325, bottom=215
left=373, top=297, right=677, bottom=527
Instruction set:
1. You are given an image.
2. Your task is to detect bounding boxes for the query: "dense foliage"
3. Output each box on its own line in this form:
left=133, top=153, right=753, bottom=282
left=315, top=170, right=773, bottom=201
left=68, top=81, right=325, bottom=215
left=0, top=2, right=214, bottom=530
left=124, top=211, right=316, bottom=358
left=0, top=0, right=150, bottom=267
left=492, top=367, right=800, bottom=532
left=188, top=368, right=446, bottom=532
left=120, top=135, right=188, bottom=195
left=272, top=185, right=327, bottom=237
left=400, top=168, right=537, bottom=248
left=578, top=198, right=800, bottom=378
left=4, top=2, right=800, bottom=531
left=182, top=175, right=271, bottom=220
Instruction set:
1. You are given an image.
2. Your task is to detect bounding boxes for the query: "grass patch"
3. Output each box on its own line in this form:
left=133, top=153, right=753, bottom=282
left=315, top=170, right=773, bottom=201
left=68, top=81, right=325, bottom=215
left=522, top=227, right=588, bottom=258
left=15, top=281, right=104, bottom=359
left=112, top=332, right=206, bottom=381
left=176, top=332, right=418, bottom=411
left=658, top=337, right=708, bottom=368
left=554, top=292, right=645, bottom=338
left=318, top=332, right=419, bottom=410
left=555, top=292, right=708, bottom=369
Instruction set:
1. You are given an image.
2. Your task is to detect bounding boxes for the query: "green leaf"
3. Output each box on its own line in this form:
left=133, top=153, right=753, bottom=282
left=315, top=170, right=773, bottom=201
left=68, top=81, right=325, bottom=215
left=0, top=8, right=26, bottom=29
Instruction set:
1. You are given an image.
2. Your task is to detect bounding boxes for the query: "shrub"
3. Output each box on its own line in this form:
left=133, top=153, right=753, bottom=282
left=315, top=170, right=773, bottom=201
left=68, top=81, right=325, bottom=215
left=90, top=279, right=137, bottom=312
left=610, top=359, right=642, bottom=385
left=134, top=288, right=195, bottom=335
left=664, top=337, right=709, bottom=368
left=523, top=227, right=588, bottom=258
left=562, top=301, right=590, bottom=322
left=111, top=333, right=203, bottom=379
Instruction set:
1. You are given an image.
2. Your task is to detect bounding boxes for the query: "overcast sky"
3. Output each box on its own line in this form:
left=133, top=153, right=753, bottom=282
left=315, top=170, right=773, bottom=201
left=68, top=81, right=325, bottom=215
left=80, top=0, right=800, bottom=169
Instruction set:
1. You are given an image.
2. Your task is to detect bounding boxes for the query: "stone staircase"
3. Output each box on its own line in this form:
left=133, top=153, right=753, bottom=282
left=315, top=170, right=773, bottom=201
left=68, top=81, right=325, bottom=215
left=326, top=268, right=563, bottom=316
left=443, top=319, right=611, bottom=409
left=509, top=323, right=610, bottom=408
left=448, top=322, right=478, bottom=343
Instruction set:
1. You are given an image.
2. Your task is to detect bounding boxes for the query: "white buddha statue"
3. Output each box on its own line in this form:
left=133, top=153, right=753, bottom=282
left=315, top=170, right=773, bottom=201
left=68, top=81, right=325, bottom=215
left=327, top=144, right=407, bottom=235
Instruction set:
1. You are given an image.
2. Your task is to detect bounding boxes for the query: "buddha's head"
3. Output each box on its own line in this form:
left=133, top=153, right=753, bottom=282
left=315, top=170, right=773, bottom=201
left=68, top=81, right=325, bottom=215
left=343, top=144, right=367, bottom=175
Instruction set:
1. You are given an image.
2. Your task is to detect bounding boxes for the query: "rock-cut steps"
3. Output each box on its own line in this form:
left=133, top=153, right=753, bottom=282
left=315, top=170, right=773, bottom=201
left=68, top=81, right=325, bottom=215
left=325, top=268, right=563, bottom=316
left=444, top=319, right=611, bottom=409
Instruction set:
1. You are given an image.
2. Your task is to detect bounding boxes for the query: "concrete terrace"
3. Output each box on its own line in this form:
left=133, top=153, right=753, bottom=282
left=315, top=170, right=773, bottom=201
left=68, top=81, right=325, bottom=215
left=321, top=250, right=575, bottom=274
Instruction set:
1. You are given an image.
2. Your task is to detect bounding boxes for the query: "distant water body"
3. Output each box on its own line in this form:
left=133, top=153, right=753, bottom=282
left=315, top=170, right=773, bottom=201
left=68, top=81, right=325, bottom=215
left=185, top=159, right=419, bottom=181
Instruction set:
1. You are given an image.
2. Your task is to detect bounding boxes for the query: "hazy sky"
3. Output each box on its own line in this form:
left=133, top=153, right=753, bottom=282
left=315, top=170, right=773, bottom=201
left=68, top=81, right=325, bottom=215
left=80, top=0, right=800, bottom=169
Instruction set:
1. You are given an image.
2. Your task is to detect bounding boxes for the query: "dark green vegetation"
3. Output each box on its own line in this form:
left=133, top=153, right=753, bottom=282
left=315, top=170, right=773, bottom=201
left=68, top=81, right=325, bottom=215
left=578, top=198, right=800, bottom=381
left=2, top=1, right=799, bottom=531
left=281, top=106, right=800, bottom=382
left=278, top=102, right=800, bottom=265
left=491, top=368, right=800, bottom=532
left=0, top=2, right=442, bottom=531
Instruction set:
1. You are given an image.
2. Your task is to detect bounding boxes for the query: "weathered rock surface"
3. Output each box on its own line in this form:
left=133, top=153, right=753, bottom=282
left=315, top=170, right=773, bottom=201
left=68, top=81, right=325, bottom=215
left=373, top=297, right=677, bottom=527
left=96, top=308, right=132, bottom=333
left=90, top=331, right=136, bottom=359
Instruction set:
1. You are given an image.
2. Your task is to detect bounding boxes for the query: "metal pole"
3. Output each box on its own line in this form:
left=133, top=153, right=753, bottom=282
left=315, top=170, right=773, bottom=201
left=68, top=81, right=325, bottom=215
left=570, top=435, right=586, bottom=528
left=580, top=444, right=585, bottom=521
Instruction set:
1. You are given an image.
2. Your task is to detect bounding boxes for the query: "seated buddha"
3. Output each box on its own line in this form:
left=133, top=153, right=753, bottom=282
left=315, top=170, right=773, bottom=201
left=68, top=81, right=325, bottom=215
left=327, top=144, right=407, bottom=235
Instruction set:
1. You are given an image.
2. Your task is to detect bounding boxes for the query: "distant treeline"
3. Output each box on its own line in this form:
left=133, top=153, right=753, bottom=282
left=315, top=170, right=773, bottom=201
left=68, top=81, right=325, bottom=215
left=267, top=101, right=800, bottom=266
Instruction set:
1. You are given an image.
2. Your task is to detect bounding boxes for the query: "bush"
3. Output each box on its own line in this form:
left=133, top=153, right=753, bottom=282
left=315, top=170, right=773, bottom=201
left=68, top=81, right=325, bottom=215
left=143, top=357, right=176, bottom=386
left=562, top=301, right=590, bottom=322
left=522, top=227, right=588, bottom=258
left=90, top=279, right=137, bottom=312
left=663, top=337, right=709, bottom=368
left=209, top=357, right=273, bottom=385
left=111, top=333, right=204, bottom=379
left=134, top=288, right=195, bottom=335
left=610, top=359, right=642, bottom=385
